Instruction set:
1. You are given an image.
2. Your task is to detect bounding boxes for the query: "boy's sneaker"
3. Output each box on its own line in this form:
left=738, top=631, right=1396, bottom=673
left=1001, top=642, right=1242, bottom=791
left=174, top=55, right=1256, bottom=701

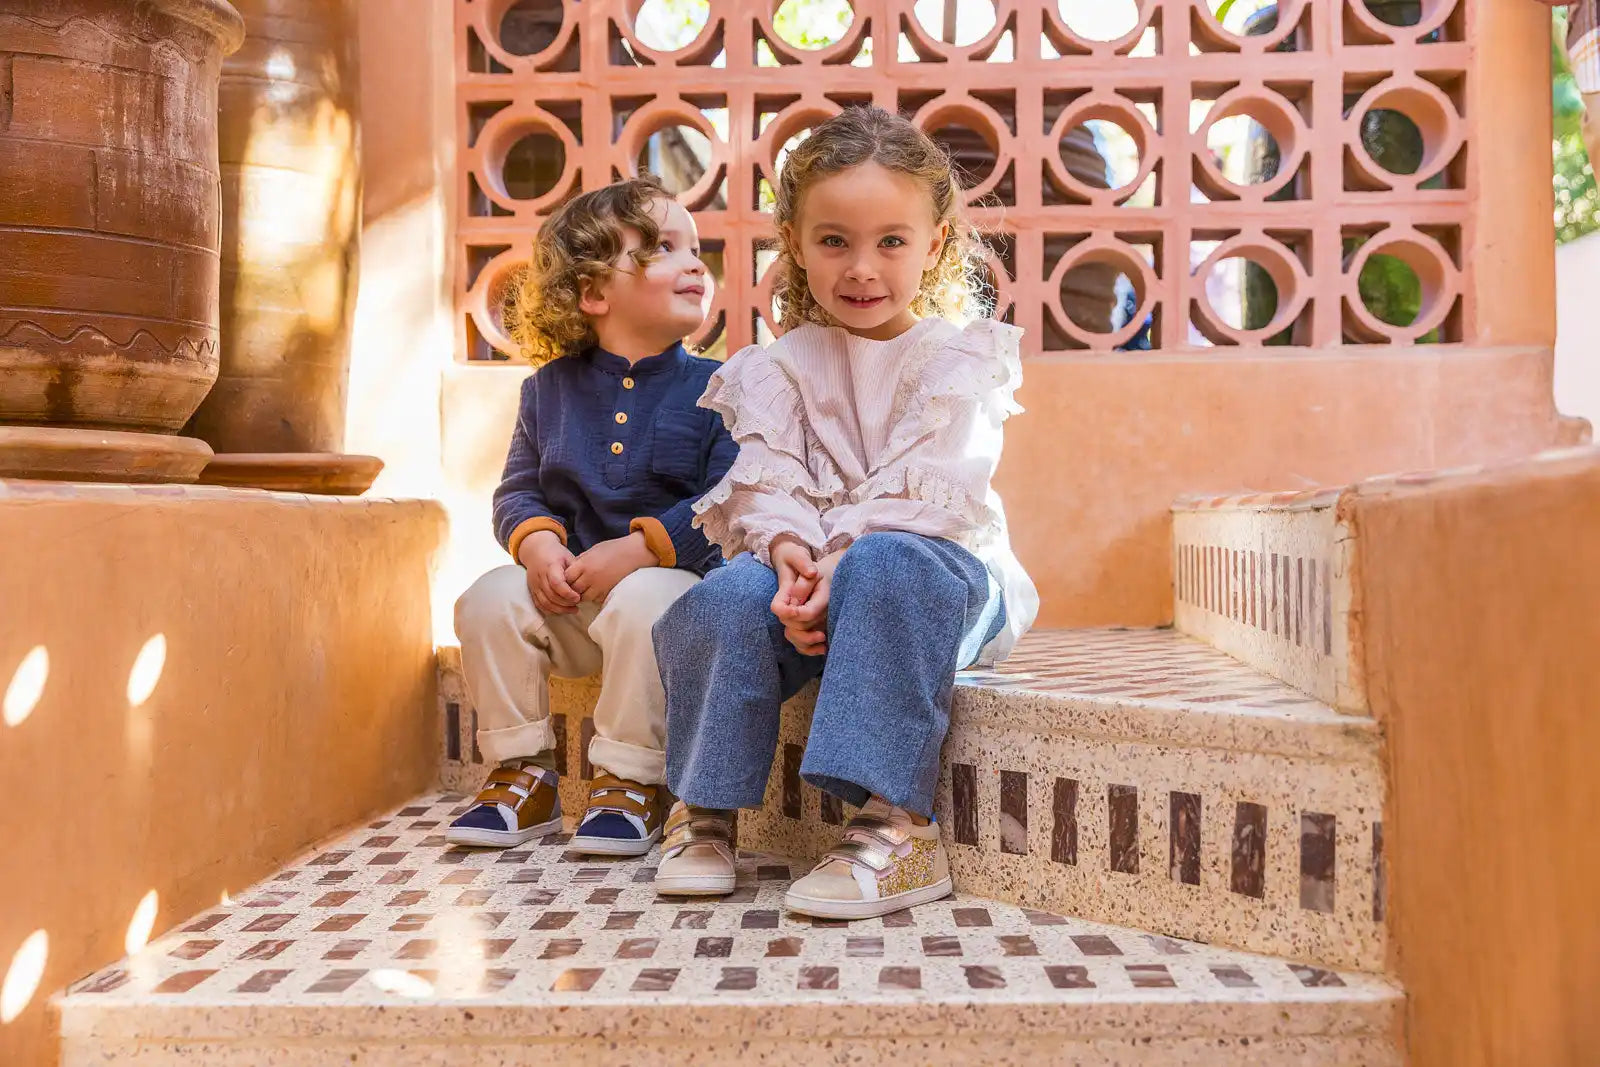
left=446, top=762, right=563, bottom=848
left=783, top=798, right=952, bottom=920
left=654, top=801, right=737, bottom=896
left=570, top=773, right=668, bottom=857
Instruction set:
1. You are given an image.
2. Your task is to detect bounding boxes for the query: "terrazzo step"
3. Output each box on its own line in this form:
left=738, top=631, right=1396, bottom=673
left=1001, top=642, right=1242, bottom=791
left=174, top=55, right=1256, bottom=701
left=56, top=792, right=1403, bottom=1067
left=735, top=630, right=1388, bottom=973
left=1171, top=486, right=1364, bottom=712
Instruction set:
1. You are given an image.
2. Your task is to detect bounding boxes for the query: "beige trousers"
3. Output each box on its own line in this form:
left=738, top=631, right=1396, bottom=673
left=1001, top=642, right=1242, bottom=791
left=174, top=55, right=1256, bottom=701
left=454, top=564, right=699, bottom=784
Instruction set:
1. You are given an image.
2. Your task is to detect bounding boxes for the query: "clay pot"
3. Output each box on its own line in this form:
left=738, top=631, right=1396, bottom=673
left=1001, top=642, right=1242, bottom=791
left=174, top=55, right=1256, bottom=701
left=0, top=0, right=245, bottom=432
left=187, top=0, right=362, bottom=455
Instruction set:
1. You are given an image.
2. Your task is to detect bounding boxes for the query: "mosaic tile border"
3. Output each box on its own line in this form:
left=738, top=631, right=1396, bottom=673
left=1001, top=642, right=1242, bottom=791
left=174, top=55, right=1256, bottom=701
left=58, top=794, right=1400, bottom=1067
left=739, top=686, right=1387, bottom=974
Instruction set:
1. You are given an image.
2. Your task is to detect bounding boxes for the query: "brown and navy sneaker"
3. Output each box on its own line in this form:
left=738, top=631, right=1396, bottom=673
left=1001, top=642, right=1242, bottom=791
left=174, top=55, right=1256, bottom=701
left=446, top=762, right=563, bottom=848
left=570, top=773, right=668, bottom=857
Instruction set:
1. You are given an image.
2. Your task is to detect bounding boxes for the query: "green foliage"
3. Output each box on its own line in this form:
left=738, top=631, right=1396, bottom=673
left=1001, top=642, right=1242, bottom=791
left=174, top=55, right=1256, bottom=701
left=1553, top=9, right=1599, bottom=244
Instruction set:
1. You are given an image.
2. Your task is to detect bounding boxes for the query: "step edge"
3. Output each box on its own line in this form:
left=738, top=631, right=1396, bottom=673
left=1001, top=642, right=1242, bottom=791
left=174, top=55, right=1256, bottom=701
left=952, top=685, right=1381, bottom=766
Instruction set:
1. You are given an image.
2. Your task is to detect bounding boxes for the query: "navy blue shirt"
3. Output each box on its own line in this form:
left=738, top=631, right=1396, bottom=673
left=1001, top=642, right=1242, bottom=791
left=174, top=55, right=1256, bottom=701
left=493, top=342, right=738, bottom=576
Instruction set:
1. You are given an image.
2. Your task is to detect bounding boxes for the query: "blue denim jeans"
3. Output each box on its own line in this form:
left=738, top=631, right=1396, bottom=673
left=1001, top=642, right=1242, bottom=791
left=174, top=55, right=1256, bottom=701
left=654, top=532, right=1004, bottom=818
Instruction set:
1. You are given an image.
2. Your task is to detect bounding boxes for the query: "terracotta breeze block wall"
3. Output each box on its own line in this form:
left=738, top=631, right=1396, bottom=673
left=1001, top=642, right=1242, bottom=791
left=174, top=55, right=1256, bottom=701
left=433, top=0, right=1564, bottom=627
left=453, top=0, right=1492, bottom=358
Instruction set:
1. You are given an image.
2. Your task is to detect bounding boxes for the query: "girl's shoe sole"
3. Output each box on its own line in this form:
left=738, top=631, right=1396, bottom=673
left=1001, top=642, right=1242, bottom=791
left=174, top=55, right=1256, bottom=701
left=783, top=876, right=953, bottom=920
left=654, top=873, right=737, bottom=896
left=570, top=827, right=662, bottom=857
left=445, top=814, right=564, bottom=849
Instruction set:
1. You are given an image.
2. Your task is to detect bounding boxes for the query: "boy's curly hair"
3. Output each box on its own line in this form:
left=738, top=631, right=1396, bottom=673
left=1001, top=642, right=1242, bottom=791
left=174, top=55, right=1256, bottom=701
left=506, top=175, right=670, bottom=365
left=773, top=106, right=983, bottom=330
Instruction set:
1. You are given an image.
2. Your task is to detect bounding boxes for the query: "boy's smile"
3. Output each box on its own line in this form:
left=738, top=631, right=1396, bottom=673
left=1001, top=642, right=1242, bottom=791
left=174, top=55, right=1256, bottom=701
left=582, top=197, right=710, bottom=360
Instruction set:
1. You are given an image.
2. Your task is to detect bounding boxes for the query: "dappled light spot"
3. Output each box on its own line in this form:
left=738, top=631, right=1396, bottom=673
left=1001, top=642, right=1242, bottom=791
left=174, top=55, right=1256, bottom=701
left=125, top=891, right=159, bottom=956
left=1, top=930, right=47, bottom=1024
left=127, top=635, right=167, bottom=708
left=3, top=646, right=47, bottom=727
left=370, top=968, right=435, bottom=998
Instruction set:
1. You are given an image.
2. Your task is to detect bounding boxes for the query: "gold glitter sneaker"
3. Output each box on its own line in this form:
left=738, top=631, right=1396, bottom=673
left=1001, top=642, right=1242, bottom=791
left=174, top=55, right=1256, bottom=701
left=784, top=798, right=952, bottom=920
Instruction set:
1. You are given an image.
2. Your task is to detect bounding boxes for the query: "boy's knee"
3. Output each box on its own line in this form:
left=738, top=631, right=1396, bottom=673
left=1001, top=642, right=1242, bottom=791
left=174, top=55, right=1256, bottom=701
left=454, top=565, right=528, bottom=638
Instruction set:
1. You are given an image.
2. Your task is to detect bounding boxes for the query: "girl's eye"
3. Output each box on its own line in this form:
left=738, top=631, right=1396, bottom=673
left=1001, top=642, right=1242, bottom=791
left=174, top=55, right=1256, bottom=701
left=880, top=236, right=906, bottom=249
left=821, top=235, right=846, bottom=248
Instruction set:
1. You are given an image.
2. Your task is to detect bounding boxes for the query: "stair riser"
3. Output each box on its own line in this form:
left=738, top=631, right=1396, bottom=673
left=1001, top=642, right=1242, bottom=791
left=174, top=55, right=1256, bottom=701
left=59, top=1035, right=1402, bottom=1065
left=739, top=692, right=1388, bottom=973
left=1172, top=497, right=1364, bottom=713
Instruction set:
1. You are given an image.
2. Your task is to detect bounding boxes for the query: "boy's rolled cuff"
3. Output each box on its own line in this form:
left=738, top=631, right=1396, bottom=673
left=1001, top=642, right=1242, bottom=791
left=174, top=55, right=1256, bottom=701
left=507, top=516, right=568, bottom=563
left=629, top=516, right=676, bottom=569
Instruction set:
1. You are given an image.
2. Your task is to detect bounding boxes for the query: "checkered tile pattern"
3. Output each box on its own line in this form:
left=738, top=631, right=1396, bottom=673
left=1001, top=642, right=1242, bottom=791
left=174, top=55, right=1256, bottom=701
left=65, top=794, right=1389, bottom=1009
left=962, top=629, right=1329, bottom=714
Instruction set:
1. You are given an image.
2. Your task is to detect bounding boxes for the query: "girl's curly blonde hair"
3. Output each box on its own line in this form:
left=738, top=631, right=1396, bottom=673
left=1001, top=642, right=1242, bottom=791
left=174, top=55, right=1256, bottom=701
left=773, top=106, right=983, bottom=330
left=506, top=175, right=670, bottom=365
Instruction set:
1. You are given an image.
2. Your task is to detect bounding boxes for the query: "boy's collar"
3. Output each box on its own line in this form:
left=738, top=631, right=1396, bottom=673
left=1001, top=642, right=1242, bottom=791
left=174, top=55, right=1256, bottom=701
left=587, top=341, right=687, bottom=376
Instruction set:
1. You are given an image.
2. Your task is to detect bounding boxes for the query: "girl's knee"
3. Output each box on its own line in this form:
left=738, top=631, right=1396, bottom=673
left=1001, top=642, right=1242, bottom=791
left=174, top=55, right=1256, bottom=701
left=653, top=559, right=775, bottom=645
left=834, top=532, right=936, bottom=590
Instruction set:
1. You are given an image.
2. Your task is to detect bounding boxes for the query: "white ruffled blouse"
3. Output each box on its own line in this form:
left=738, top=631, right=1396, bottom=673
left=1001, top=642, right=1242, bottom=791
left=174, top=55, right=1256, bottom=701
left=692, top=317, right=1039, bottom=664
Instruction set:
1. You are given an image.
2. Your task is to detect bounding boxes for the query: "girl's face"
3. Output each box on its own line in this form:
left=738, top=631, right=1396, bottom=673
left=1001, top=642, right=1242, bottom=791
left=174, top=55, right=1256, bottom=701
left=583, top=197, right=710, bottom=354
left=784, top=161, right=949, bottom=341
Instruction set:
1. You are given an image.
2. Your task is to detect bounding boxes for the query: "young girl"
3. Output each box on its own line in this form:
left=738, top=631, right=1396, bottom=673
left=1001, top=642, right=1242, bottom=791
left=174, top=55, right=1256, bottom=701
left=651, top=107, right=1038, bottom=918
left=450, top=176, right=736, bottom=857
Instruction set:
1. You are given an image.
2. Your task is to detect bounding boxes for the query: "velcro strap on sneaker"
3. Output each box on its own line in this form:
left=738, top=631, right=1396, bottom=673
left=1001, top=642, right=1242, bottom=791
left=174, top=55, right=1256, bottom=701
left=662, top=813, right=732, bottom=856
left=823, top=837, right=897, bottom=873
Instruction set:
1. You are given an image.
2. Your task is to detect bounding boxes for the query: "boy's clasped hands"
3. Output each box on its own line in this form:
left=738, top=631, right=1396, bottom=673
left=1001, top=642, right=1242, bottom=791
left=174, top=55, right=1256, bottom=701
left=518, top=528, right=656, bottom=615
left=769, top=534, right=841, bottom=657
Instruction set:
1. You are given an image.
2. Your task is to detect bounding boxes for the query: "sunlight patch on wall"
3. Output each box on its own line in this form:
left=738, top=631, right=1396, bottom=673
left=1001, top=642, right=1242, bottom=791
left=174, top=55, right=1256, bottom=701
left=3, top=646, right=47, bottom=727
left=1, top=930, right=47, bottom=1024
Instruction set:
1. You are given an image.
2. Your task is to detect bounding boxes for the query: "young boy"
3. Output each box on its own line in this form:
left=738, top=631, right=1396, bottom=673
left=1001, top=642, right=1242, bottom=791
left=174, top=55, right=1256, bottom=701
left=449, top=175, right=736, bottom=856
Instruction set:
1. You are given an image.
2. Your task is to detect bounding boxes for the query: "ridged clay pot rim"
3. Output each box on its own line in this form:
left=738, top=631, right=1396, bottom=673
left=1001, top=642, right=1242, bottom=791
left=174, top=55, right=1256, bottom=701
left=142, top=0, right=247, bottom=54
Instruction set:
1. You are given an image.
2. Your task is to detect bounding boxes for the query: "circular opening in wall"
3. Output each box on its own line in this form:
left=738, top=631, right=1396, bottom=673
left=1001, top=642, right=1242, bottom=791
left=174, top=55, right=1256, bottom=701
left=633, top=0, right=712, bottom=51
left=1057, top=0, right=1140, bottom=40
left=773, top=0, right=854, bottom=50
left=1063, top=118, right=1143, bottom=192
left=1361, top=0, right=1423, bottom=27
left=1061, top=259, right=1141, bottom=335
left=1204, top=255, right=1280, bottom=332
left=638, top=124, right=713, bottom=194
left=1358, top=253, right=1423, bottom=327
left=503, top=130, right=566, bottom=201
left=1360, top=108, right=1425, bottom=175
left=1206, top=113, right=1282, bottom=186
left=913, top=0, right=997, bottom=46
left=927, top=122, right=997, bottom=186
left=1205, top=0, right=1280, bottom=36
left=499, top=0, right=563, bottom=56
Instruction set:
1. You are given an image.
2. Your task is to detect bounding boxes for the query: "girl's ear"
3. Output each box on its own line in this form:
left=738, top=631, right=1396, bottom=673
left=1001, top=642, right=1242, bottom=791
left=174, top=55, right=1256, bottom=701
left=780, top=222, right=805, bottom=269
left=577, top=273, right=609, bottom=318
left=922, top=221, right=950, bottom=272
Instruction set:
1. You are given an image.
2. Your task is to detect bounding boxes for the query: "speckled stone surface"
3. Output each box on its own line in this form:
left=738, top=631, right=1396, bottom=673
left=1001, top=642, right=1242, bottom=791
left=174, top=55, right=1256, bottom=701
left=438, top=630, right=1387, bottom=971
left=57, top=794, right=1401, bottom=1066
left=1171, top=496, right=1365, bottom=712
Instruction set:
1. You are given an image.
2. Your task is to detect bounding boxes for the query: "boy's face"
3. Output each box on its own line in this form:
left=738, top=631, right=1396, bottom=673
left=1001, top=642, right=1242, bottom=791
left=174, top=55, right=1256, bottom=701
left=583, top=197, right=710, bottom=354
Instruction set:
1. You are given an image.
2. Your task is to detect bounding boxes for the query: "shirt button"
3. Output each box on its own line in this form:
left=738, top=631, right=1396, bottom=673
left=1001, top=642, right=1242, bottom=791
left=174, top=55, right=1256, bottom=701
left=610, top=442, right=624, bottom=455
left=622, top=377, right=636, bottom=389
left=615, top=412, right=628, bottom=424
